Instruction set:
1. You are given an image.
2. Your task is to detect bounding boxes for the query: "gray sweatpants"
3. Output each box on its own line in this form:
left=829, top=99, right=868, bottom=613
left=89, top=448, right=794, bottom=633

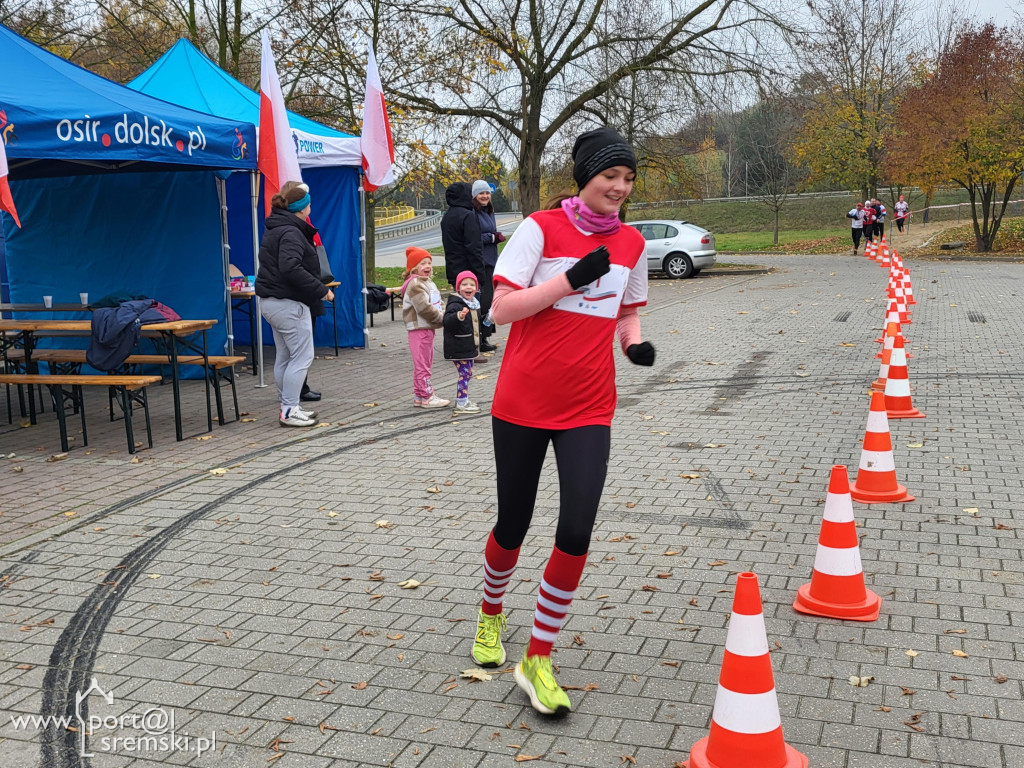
left=260, top=297, right=314, bottom=411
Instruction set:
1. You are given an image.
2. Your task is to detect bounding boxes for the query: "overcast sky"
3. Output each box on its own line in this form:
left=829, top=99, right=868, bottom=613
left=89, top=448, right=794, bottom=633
left=968, top=0, right=1019, bottom=25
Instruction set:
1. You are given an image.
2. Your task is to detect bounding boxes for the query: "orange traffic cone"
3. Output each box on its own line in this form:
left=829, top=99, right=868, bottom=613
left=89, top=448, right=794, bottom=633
left=875, top=302, right=907, bottom=346
left=793, top=465, right=882, bottom=621
left=902, top=269, right=916, bottom=305
left=872, top=323, right=898, bottom=389
left=879, top=236, right=891, bottom=267
left=685, top=573, right=807, bottom=768
left=887, top=285, right=910, bottom=323
left=850, top=391, right=914, bottom=503
left=884, top=335, right=924, bottom=419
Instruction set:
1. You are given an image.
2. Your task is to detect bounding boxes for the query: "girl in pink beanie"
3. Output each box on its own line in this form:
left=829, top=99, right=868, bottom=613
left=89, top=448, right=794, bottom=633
left=442, top=270, right=483, bottom=413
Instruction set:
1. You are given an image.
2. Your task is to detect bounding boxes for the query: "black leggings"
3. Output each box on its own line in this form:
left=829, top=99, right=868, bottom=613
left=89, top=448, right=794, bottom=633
left=852, top=228, right=863, bottom=250
left=491, top=417, right=611, bottom=557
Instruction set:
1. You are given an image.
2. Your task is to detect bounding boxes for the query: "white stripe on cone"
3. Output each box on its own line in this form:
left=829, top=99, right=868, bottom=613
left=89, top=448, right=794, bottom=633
left=724, top=613, right=769, bottom=657
left=866, top=410, right=889, bottom=433
left=812, top=544, right=864, bottom=576
left=823, top=492, right=855, bottom=523
left=711, top=686, right=782, bottom=734
left=859, top=450, right=895, bottom=472
left=886, top=378, right=911, bottom=397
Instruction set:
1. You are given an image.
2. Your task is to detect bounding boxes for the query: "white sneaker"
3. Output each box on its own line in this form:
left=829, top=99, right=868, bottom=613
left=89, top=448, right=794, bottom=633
left=420, top=395, right=450, bottom=408
left=280, top=409, right=317, bottom=427
left=294, top=405, right=319, bottom=420
left=453, top=400, right=481, bottom=414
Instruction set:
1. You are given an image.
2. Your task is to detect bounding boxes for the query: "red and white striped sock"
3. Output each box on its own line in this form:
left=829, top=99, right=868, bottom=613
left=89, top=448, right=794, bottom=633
left=481, top=530, right=520, bottom=616
left=527, top=546, right=587, bottom=657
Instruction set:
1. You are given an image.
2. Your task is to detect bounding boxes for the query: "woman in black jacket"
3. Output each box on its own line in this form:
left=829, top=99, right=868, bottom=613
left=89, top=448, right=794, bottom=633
left=254, top=181, right=333, bottom=428
left=441, top=182, right=486, bottom=289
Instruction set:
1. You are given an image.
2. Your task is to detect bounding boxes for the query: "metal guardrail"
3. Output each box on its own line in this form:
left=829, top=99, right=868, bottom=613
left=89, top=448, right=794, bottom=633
left=375, top=210, right=442, bottom=240
left=374, top=205, right=416, bottom=227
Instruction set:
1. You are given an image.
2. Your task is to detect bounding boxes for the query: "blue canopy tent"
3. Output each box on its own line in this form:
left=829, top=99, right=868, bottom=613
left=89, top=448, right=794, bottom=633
left=0, top=24, right=257, bottom=369
left=129, top=39, right=366, bottom=353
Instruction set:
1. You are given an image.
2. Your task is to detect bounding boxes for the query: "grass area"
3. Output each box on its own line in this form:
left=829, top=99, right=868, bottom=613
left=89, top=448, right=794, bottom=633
left=715, top=229, right=845, bottom=252
left=372, top=266, right=449, bottom=290
left=628, top=188, right=976, bottom=235
left=915, top=216, right=1024, bottom=257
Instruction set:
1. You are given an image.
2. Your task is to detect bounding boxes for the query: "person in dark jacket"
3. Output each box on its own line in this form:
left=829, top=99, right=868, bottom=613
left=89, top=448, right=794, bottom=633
left=441, top=182, right=486, bottom=289
left=471, top=180, right=503, bottom=352
left=255, top=181, right=334, bottom=428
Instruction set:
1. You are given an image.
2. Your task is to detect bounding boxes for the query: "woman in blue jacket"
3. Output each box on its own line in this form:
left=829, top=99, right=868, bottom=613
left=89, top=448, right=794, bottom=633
left=472, top=180, right=503, bottom=352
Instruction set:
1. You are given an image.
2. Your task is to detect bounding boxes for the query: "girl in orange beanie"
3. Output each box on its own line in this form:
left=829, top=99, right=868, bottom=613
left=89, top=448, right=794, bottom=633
left=400, top=246, right=449, bottom=408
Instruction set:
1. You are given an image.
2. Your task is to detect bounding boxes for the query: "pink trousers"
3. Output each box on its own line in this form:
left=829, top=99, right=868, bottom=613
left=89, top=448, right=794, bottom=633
left=408, top=329, right=435, bottom=398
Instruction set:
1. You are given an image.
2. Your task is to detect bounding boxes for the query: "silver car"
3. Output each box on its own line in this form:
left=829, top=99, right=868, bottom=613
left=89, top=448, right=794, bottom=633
left=631, top=220, right=717, bottom=279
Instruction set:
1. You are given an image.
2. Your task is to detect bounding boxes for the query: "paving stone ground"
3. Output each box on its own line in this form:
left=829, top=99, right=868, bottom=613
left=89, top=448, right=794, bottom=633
left=1, top=252, right=1022, bottom=768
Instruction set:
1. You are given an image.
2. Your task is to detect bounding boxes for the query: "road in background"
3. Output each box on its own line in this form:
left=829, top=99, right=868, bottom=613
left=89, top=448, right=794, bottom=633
left=374, top=213, right=523, bottom=268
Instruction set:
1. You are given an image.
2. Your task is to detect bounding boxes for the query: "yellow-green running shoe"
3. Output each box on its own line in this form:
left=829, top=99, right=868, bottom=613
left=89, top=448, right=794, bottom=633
left=514, top=654, right=571, bottom=716
left=472, top=609, right=507, bottom=667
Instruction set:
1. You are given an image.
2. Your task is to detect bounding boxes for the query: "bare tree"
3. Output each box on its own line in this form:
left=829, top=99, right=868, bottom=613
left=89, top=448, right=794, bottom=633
left=735, top=85, right=800, bottom=244
left=382, top=0, right=784, bottom=215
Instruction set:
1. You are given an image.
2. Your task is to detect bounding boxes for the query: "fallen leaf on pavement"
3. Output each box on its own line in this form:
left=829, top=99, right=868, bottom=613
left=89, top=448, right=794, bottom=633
left=209, top=468, right=228, bottom=475
left=905, top=649, right=919, bottom=657
left=46, top=453, right=68, bottom=462
left=848, top=675, right=873, bottom=687
left=351, top=681, right=367, bottom=690
left=952, top=650, right=968, bottom=658
left=397, top=579, right=423, bottom=589
left=461, top=668, right=492, bottom=682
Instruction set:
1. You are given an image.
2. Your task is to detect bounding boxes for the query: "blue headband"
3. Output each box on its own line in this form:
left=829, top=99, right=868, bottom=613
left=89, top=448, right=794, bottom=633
left=287, top=193, right=311, bottom=212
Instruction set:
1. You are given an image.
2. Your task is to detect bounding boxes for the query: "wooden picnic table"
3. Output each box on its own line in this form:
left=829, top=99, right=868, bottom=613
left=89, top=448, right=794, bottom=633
left=0, top=318, right=217, bottom=441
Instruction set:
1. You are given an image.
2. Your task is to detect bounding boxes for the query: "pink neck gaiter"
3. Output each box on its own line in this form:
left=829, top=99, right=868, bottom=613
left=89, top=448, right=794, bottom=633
left=561, top=196, right=621, bottom=235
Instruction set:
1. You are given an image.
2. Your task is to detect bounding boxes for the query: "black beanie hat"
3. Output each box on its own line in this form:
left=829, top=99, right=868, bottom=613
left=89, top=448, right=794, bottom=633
left=571, top=127, right=637, bottom=190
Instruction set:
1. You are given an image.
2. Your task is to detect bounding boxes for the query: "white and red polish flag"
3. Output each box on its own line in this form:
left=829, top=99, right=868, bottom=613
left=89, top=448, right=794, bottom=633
left=258, top=29, right=302, bottom=214
left=0, top=134, right=20, bottom=228
left=360, top=40, right=395, bottom=191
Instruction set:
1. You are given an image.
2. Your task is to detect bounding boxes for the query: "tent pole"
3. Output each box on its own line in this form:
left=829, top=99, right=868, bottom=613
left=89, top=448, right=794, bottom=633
left=251, top=171, right=267, bottom=387
left=359, top=171, right=369, bottom=350
left=216, top=176, right=234, bottom=356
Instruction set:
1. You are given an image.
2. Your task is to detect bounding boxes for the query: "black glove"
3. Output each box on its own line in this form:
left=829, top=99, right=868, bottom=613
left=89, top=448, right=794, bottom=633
left=565, top=245, right=611, bottom=289
left=626, top=342, right=656, bottom=366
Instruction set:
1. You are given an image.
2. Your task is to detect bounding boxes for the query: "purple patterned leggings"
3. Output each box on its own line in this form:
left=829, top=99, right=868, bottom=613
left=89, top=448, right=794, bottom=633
left=454, top=360, right=474, bottom=400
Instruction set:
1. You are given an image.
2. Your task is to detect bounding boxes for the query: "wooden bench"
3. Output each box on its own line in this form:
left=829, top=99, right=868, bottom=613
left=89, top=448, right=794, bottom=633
left=0, top=374, right=161, bottom=453
left=5, top=350, right=246, bottom=425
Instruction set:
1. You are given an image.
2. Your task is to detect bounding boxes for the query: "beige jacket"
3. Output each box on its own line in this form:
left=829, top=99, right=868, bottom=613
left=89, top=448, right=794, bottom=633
left=402, top=276, right=444, bottom=330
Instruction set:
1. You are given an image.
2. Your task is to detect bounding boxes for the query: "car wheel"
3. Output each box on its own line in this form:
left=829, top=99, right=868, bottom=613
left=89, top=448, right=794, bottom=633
left=663, top=253, right=693, bottom=279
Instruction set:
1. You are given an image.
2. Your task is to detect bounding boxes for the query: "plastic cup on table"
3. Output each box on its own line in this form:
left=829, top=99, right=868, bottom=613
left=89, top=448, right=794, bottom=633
left=43, top=295, right=53, bottom=309
left=80, top=292, right=89, bottom=306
